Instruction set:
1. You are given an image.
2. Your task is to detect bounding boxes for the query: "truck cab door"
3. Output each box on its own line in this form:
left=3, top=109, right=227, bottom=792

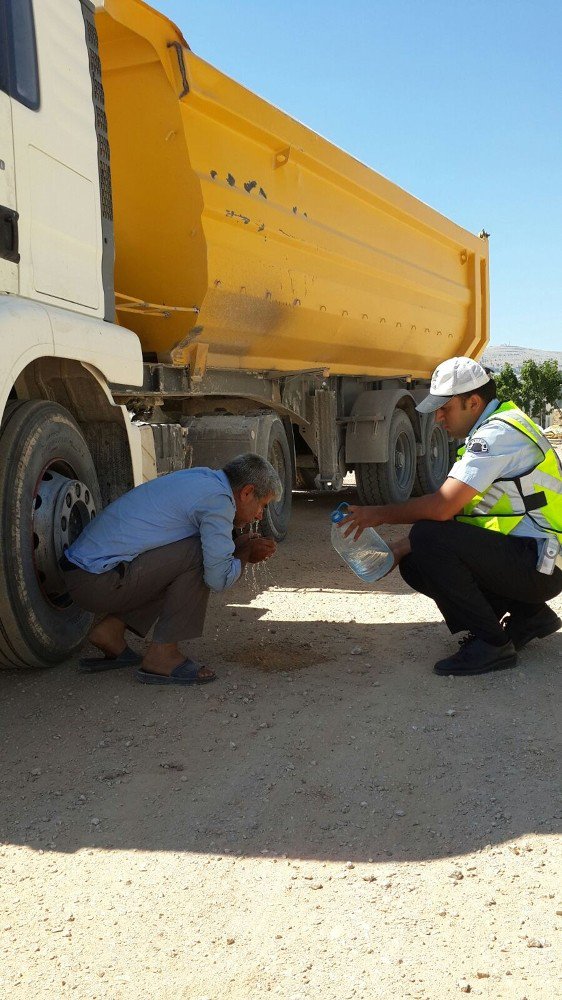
left=0, top=81, right=19, bottom=294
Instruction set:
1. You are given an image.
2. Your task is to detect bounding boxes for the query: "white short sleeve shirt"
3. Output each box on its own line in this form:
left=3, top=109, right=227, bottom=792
left=448, top=400, right=548, bottom=540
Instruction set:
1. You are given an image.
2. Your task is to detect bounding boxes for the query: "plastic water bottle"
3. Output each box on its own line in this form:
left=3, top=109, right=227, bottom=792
left=331, top=501, right=394, bottom=583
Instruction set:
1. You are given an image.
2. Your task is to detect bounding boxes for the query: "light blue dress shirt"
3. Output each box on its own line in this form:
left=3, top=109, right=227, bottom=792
left=66, top=468, right=242, bottom=591
left=449, top=399, right=548, bottom=540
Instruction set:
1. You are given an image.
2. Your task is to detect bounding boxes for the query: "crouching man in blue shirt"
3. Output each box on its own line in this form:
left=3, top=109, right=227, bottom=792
left=60, top=453, right=280, bottom=685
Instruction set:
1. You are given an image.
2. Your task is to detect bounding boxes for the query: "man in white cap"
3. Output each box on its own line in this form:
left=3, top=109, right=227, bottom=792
left=342, top=356, right=562, bottom=676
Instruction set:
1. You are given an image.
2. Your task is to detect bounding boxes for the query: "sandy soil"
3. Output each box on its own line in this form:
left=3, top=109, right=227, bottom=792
left=1, top=487, right=560, bottom=999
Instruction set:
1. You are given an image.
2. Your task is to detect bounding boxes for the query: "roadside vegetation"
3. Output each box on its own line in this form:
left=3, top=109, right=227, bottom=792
left=495, top=359, right=562, bottom=427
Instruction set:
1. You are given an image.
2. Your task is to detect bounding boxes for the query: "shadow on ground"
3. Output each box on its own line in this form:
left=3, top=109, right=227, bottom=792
left=0, top=492, right=560, bottom=863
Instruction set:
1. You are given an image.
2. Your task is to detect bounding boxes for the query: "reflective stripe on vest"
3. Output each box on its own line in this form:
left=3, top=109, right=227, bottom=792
left=455, top=401, right=562, bottom=541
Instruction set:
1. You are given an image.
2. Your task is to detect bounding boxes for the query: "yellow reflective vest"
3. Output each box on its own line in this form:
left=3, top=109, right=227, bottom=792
left=455, top=401, right=562, bottom=542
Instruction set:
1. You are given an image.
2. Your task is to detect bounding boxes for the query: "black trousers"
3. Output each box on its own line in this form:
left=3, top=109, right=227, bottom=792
left=399, top=520, right=562, bottom=645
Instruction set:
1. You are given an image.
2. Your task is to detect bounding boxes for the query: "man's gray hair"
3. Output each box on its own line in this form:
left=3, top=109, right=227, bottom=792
left=223, top=453, right=283, bottom=501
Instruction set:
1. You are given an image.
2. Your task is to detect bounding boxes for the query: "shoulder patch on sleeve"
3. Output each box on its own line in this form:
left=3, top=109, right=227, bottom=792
left=466, top=437, right=490, bottom=454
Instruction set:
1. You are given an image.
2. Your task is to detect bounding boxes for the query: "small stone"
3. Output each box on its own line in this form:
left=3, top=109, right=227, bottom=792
left=31, top=768, right=42, bottom=776
left=90, top=817, right=100, bottom=826
left=226, top=937, right=235, bottom=945
left=476, top=972, right=490, bottom=979
left=527, top=938, right=548, bottom=948
left=346, top=862, right=355, bottom=870
left=350, top=647, right=363, bottom=655
left=446, top=709, right=456, bottom=717
left=449, top=870, right=464, bottom=880
left=458, top=982, right=471, bottom=993
left=395, top=809, right=406, bottom=817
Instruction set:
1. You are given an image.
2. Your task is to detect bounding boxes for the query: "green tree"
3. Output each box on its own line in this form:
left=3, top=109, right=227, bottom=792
left=518, top=359, right=542, bottom=416
left=493, top=359, right=562, bottom=425
left=538, top=358, right=562, bottom=410
left=495, top=362, right=521, bottom=405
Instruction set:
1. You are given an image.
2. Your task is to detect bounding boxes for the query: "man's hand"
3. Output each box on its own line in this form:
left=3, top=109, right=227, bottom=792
left=340, top=505, right=385, bottom=540
left=235, top=533, right=277, bottom=564
left=339, top=478, right=479, bottom=537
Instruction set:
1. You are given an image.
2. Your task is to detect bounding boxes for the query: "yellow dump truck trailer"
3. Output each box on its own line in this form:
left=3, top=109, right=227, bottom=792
left=0, top=0, right=488, bottom=667
left=98, top=0, right=488, bottom=378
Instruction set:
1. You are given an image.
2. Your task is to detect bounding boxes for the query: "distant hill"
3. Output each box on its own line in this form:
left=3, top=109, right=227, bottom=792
left=481, top=344, right=562, bottom=373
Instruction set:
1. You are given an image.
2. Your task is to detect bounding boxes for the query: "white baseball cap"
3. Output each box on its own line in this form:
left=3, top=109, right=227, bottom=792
left=416, top=357, right=491, bottom=413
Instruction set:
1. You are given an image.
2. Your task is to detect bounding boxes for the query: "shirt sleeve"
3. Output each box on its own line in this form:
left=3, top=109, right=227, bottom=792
left=448, top=420, right=544, bottom=495
left=195, top=491, right=242, bottom=592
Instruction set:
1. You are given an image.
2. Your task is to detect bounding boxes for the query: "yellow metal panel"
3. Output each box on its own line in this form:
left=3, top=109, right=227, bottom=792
left=97, top=0, right=489, bottom=378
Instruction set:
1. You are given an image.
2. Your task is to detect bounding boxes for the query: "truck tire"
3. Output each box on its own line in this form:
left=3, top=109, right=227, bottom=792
left=412, top=420, right=450, bottom=495
left=260, top=418, right=293, bottom=541
left=355, top=408, right=416, bottom=505
left=0, top=400, right=101, bottom=668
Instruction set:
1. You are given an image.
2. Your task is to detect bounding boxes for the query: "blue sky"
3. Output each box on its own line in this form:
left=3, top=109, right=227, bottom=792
left=156, top=0, right=562, bottom=352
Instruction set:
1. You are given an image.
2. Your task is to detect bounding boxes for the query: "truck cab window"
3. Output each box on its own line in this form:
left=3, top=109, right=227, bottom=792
left=0, top=0, right=39, bottom=109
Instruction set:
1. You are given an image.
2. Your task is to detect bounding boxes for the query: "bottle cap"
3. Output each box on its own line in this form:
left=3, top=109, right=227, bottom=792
left=331, top=502, right=349, bottom=524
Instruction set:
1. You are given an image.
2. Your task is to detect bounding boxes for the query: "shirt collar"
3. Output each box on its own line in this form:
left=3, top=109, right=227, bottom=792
left=216, top=467, right=236, bottom=503
left=466, top=398, right=500, bottom=441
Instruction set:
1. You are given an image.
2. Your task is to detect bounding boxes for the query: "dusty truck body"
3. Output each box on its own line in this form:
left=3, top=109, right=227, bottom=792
left=0, top=0, right=489, bottom=668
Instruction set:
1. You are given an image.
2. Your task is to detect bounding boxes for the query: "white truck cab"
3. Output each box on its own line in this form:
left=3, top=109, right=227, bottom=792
left=0, top=0, right=144, bottom=668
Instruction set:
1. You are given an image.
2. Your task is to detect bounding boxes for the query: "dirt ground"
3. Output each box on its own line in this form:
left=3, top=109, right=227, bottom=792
left=1, top=487, right=560, bottom=1000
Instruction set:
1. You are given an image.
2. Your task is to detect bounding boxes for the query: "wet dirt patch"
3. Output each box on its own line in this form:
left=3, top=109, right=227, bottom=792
left=226, top=641, right=332, bottom=672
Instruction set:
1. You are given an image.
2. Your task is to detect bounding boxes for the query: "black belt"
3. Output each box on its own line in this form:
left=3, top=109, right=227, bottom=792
left=59, top=555, right=127, bottom=579
left=59, top=554, right=126, bottom=578
left=59, top=553, right=77, bottom=572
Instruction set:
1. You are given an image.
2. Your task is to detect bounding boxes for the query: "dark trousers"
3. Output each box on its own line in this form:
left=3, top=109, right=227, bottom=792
left=63, top=537, right=210, bottom=644
left=399, top=520, right=562, bottom=645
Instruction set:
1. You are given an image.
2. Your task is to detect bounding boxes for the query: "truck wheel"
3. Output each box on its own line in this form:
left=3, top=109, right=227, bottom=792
left=260, top=418, right=293, bottom=541
left=0, top=400, right=101, bottom=668
left=355, top=409, right=416, bottom=505
left=412, top=420, right=450, bottom=495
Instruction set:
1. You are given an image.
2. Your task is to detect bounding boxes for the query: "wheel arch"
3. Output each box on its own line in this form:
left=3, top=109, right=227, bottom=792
left=8, top=357, right=139, bottom=508
left=345, top=388, right=420, bottom=465
left=0, top=297, right=145, bottom=505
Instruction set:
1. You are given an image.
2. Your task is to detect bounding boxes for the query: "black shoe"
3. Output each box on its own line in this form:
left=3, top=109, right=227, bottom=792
left=503, top=606, right=561, bottom=651
left=434, top=635, right=517, bottom=676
